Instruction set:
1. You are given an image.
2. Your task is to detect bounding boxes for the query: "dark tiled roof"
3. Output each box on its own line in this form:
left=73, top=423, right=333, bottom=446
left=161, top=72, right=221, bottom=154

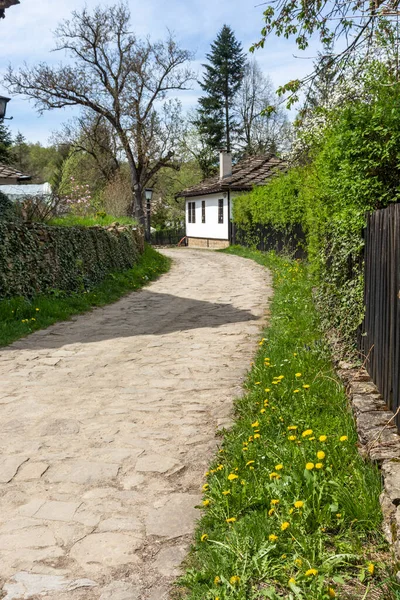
left=0, top=163, right=31, bottom=181
left=177, top=154, right=286, bottom=198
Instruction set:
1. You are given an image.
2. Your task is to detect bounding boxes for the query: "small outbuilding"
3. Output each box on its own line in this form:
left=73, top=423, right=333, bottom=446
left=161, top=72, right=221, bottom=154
left=0, top=162, right=31, bottom=185
left=177, top=151, right=286, bottom=248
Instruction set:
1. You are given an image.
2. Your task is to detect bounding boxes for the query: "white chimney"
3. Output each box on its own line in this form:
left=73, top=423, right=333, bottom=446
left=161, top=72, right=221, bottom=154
left=219, top=151, right=232, bottom=180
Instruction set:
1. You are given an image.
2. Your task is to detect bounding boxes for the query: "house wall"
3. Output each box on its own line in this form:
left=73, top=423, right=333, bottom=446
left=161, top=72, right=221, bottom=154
left=185, top=193, right=229, bottom=241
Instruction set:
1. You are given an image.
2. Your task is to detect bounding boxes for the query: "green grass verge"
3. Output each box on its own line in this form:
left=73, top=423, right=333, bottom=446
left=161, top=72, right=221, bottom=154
left=48, top=214, right=137, bottom=227
left=0, top=245, right=170, bottom=348
left=179, top=246, right=396, bottom=600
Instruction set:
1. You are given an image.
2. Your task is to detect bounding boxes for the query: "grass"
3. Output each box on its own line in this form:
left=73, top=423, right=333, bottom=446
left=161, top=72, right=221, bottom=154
left=47, top=214, right=137, bottom=227
left=178, top=246, right=398, bottom=600
left=0, top=245, right=170, bottom=348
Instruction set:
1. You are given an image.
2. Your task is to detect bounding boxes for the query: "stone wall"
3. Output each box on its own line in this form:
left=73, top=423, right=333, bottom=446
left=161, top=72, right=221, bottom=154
left=0, top=222, right=144, bottom=299
left=187, top=237, right=229, bottom=249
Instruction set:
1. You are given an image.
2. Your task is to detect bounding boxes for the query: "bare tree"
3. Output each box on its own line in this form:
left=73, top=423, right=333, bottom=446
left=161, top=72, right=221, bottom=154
left=4, top=3, right=194, bottom=227
left=54, top=111, right=121, bottom=183
left=234, top=60, right=291, bottom=156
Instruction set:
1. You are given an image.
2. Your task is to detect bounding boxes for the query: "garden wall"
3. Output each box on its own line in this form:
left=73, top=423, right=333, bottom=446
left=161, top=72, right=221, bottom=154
left=0, top=222, right=144, bottom=299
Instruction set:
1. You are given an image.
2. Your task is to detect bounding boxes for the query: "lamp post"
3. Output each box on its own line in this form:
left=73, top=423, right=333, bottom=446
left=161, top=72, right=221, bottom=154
left=0, top=95, right=11, bottom=121
left=145, top=188, right=153, bottom=242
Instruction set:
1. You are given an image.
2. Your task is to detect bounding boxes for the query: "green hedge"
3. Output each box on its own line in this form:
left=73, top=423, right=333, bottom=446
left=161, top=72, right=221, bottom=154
left=0, top=222, right=144, bottom=299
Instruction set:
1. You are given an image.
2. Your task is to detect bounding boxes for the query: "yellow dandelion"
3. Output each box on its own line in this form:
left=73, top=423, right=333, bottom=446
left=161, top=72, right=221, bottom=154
left=367, top=563, right=374, bottom=575
left=260, top=408, right=266, bottom=414
left=328, top=588, right=336, bottom=598
left=269, top=534, right=278, bottom=542
left=288, top=435, right=297, bottom=441
left=268, top=508, right=275, bottom=516
left=202, top=483, right=209, bottom=491
left=246, top=460, right=255, bottom=467
left=265, top=388, right=271, bottom=392
left=293, top=389, right=300, bottom=393
left=200, top=533, right=208, bottom=542
left=271, top=499, right=280, bottom=506
left=289, top=577, right=296, bottom=585
left=317, top=451, right=325, bottom=460
left=315, top=463, right=323, bottom=469
left=203, top=499, right=210, bottom=507
left=278, top=375, right=284, bottom=380
left=295, top=558, right=303, bottom=566
left=295, top=373, right=302, bottom=377
left=272, top=381, right=280, bottom=385
left=305, top=568, right=318, bottom=576
left=254, top=382, right=261, bottom=385
left=227, top=473, right=238, bottom=481
left=306, top=462, right=315, bottom=470
left=229, top=575, right=240, bottom=585
left=319, top=435, right=327, bottom=442
left=222, top=490, right=231, bottom=496
left=281, top=521, right=290, bottom=531
left=269, top=472, right=279, bottom=479
left=294, top=500, right=304, bottom=509
left=340, top=435, right=348, bottom=442
left=254, top=433, right=261, bottom=439
left=275, top=464, right=283, bottom=471
left=288, top=425, right=298, bottom=430
left=303, top=384, right=310, bottom=389
left=214, top=576, right=221, bottom=586
left=226, top=517, right=236, bottom=523
left=251, top=421, right=259, bottom=428
left=302, top=429, right=313, bottom=437
left=336, top=513, right=342, bottom=518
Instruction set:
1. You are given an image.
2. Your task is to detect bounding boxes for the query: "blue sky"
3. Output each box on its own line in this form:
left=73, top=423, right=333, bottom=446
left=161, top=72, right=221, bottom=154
left=0, top=0, right=320, bottom=145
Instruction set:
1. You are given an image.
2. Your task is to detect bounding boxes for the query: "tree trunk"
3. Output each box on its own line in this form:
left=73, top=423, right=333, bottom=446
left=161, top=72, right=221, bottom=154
left=225, top=96, right=230, bottom=153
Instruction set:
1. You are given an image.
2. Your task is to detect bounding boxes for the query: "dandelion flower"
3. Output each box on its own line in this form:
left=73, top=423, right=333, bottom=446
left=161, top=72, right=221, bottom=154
left=227, top=473, right=238, bottom=481
left=294, top=501, right=304, bottom=509
left=275, top=464, right=283, bottom=471
left=268, top=508, right=275, bottom=516
left=222, top=490, right=230, bottom=496
left=303, top=384, right=310, bottom=389
left=295, top=558, right=303, bottom=566
left=230, top=575, right=240, bottom=585
left=265, top=388, right=271, bottom=392
left=202, top=483, right=209, bottom=491
left=200, top=533, right=208, bottom=542
left=214, top=576, right=221, bottom=585
left=289, top=577, right=296, bottom=585
left=269, top=472, right=279, bottom=479
left=281, top=521, right=290, bottom=531
left=305, top=568, right=318, bottom=576
left=288, top=425, right=298, bottom=431
left=319, top=435, right=327, bottom=442
left=203, top=499, right=210, bottom=507
left=293, top=389, right=300, bottom=393
left=254, top=434, right=261, bottom=439
left=302, top=429, right=313, bottom=437
left=316, top=463, right=323, bottom=469
left=328, top=588, right=336, bottom=598
left=340, top=435, right=348, bottom=442
left=246, top=460, right=255, bottom=467
left=271, top=499, right=280, bottom=506
left=269, top=534, right=278, bottom=542
left=260, top=408, right=266, bottom=414
left=251, top=421, right=259, bottom=428
left=295, top=373, right=302, bottom=378
left=317, top=451, right=325, bottom=460
left=367, top=563, right=374, bottom=575
left=226, top=517, right=236, bottom=523
left=306, top=462, right=315, bottom=470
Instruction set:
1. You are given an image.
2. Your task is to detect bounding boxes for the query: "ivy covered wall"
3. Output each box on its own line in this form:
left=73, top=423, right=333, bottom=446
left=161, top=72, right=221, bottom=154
left=0, top=222, right=144, bottom=299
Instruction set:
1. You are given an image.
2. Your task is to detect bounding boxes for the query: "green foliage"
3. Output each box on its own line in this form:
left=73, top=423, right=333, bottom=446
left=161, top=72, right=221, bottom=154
left=196, top=25, right=246, bottom=153
left=0, top=191, right=16, bottom=222
left=0, top=122, right=13, bottom=164
left=0, top=245, right=170, bottom=348
left=0, top=221, right=143, bottom=299
left=233, top=66, right=400, bottom=348
left=180, top=248, right=395, bottom=600
left=48, top=214, right=137, bottom=227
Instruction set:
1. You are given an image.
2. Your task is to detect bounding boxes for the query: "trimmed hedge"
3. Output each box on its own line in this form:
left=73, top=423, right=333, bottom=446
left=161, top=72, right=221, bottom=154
left=0, top=222, right=144, bottom=299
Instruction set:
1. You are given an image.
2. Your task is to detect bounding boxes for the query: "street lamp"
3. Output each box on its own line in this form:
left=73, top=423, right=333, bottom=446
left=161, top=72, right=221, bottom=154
left=145, top=188, right=153, bottom=242
left=0, top=95, right=10, bottom=120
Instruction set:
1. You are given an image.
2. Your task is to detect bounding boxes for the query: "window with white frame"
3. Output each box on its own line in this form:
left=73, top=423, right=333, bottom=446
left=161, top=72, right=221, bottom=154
left=202, top=200, right=206, bottom=223
left=218, top=199, right=224, bottom=224
left=188, top=201, right=196, bottom=223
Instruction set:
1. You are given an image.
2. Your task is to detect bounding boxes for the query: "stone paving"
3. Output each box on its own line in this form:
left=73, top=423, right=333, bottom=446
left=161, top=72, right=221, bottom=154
left=0, top=249, right=272, bottom=600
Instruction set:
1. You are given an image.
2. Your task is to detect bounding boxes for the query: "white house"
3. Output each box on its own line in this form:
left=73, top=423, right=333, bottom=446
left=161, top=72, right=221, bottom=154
left=177, top=151, right=286, bottom=249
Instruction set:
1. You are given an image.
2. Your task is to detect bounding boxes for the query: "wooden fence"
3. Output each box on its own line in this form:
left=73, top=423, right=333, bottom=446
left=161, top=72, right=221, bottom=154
left=231, top=223, right=307, bottom=259
left=150, top=228, right=186, bottom=246
left=358, top=203, right=400, bottom=421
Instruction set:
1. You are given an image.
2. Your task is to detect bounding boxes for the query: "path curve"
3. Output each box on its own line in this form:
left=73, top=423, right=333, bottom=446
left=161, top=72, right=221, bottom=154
left=0, top=249, right=272, bottom=600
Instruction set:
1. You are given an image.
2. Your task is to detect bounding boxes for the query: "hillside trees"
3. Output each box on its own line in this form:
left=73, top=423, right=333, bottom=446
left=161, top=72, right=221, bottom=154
left=4, top=3, right=194, bottom=227
left=0, top=122, right=13, bottom=164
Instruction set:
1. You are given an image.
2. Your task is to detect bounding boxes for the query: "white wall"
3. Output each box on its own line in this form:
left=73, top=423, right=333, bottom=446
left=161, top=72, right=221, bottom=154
left=185, top=193, right=229, bottom=240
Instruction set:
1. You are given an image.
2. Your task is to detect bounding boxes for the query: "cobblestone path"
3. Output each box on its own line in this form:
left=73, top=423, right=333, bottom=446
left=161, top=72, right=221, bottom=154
left=0, top=249, right=272, bottom=600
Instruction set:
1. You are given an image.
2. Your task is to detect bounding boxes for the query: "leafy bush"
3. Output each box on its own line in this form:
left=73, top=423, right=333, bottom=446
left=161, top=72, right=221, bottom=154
left=0, top=191, right=17, bottom=222
left=0, top=221, right=143, bottom=299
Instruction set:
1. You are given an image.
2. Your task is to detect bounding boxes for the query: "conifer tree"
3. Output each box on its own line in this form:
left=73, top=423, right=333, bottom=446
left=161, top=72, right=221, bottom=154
left=0, top=122, right=13, bottom=164
left=196, top=25, right=246, bottom=155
